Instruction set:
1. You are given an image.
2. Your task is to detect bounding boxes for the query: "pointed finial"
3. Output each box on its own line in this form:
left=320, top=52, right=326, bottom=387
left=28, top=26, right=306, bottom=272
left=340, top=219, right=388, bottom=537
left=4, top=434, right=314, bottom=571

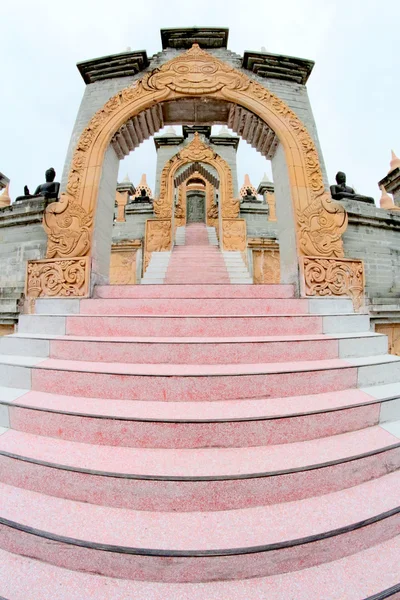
left=389, top=150, right=400, bottom=172
left=0, top=183, right=11, bottom=208
left=139, top=174, right=148, bottom=186
left=123, top=173, right=131, bottom=183
left=261, top=46, right=267, bottom=52
left=379, top=185, right=395, bottom=209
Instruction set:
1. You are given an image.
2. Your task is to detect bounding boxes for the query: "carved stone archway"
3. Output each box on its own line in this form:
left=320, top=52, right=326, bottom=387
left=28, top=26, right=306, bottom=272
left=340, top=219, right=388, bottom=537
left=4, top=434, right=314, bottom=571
left=26, top=43, right=360, bottom=300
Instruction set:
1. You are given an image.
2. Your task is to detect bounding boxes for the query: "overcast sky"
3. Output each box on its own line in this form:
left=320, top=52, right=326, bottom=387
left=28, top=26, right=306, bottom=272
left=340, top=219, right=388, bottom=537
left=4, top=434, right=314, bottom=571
left=1, top=0, right=398, bottom=202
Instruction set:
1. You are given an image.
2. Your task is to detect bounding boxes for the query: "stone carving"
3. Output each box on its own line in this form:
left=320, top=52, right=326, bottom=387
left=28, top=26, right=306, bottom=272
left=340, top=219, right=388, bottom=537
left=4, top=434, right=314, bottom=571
left=109, top=242, right=140, bottom=285
left=43, top=193, right=93, bottom=259
left=26, top=257, right=89, bottom=298
left=330, top=171, right=374, bottom=204
left=175, top=186, right=186, bottom=228
left=146, top=220, right=172, bottom=252
left=251, top=241, right=280, bottom=284
left=143, top=43, right=250, bottom=96
left=222, top=219, right=247, bottom=251
left=301, top=256, right=364, bottom=311
left=297, top=193, right=348, bottom=258
left=239, top=174, right=260, bottom=203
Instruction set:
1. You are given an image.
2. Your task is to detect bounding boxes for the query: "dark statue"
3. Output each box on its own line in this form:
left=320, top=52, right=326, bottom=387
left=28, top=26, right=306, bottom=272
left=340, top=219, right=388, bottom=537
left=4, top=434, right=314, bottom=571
left=16, top=168, right=60, bottom=202
left=131, top=188, right=152, bottom=203
left=330, top=172, right=374, bottom=204
left=241, top=187, right=260, bottom=203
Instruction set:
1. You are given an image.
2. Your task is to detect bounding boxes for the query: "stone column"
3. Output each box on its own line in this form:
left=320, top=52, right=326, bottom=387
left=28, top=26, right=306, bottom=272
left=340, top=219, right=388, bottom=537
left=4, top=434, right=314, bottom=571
left=257, top=174, right=277, bottom=222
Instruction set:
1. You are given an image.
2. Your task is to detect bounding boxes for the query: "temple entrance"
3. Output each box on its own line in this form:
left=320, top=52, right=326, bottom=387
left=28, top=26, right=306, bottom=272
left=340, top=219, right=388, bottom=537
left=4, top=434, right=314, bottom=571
left=187, top=192, right=205, bottom=223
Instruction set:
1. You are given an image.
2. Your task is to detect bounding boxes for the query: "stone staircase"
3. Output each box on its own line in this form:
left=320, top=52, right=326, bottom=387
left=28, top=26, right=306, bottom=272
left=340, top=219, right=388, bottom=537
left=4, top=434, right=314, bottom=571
left=0, top=280, right=399, bottom=598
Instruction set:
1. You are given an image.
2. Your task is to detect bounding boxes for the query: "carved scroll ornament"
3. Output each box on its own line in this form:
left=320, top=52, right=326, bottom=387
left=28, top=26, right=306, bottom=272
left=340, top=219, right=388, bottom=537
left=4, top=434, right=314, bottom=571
left=26, top=257, right=90, bottom=298
left=301, top=256, right=365, bottom=311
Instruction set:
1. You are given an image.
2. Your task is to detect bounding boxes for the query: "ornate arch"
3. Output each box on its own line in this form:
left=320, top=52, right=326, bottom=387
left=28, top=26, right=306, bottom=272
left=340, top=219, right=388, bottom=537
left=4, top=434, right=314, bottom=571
left=27, top=43, right=358, bottom=300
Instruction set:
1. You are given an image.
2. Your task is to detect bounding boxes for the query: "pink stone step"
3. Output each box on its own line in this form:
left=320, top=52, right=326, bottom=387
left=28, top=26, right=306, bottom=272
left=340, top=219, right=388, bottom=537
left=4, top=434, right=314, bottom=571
left=0, top=473, right=399, bottom=582
left=1, top=537, right=400, bottom=600
left=30, top=357, right=358, bottom=401
left=1, top=426, right=398, bottom=512
left=4, top=387, right=383, bottom=448
left=66, top=314, right=324, bottom=337
left=79, top=299, right=311, bottom=317
left=48, top=333, right=338, bottom=363
left=94, top=284, right=295, bottom=299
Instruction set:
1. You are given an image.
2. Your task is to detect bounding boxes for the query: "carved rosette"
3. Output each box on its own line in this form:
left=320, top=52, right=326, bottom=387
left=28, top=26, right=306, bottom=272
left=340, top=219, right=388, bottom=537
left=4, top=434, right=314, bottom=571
left=222, top=219, right=247, bottom=252
left=26, top=257, right=90, bottom=298
left=301, top=256, right=365, bottom=311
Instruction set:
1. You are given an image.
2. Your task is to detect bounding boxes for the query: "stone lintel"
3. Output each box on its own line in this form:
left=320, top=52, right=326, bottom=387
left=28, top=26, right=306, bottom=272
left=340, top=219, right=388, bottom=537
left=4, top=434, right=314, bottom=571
left=248, top=237, right=279, bottom=248
left=160, top=27, right=229, bottom=50
left=209, top=136, right=239, bottom=150
left=111, top=240, right=141, bottom=252
left=183, top=126, right=211, bottom=139
left=242, top=51, right=314, bottom=85
left=77, top=51, right=149, bottom=84
left=154, top=136, right=184, bottom=149
left=379, top=168, right=400, bottom=196
left=0, top=173, right=9, bottom=191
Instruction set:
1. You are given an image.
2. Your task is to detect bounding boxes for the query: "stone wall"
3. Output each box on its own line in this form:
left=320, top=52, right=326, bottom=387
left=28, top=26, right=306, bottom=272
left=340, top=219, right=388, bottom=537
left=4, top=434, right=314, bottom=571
left=0, top=198, right=47, bottom=290
left=341, top=199, right=400, bottom=299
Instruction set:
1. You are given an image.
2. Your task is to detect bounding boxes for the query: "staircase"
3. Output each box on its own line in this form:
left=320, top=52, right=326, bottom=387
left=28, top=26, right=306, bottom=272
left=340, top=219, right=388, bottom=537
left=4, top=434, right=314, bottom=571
left=0, top=279, right=400, bottom=598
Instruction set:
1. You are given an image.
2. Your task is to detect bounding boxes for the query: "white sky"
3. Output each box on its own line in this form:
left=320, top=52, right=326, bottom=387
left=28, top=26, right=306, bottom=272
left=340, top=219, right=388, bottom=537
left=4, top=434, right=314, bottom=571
left=1, top=0, right=399, bottom=202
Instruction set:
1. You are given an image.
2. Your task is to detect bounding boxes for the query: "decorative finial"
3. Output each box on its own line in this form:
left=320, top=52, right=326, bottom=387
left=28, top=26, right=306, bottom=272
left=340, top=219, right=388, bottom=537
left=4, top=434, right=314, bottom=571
left=389, top=150, right=400, bottom=172
left=240, top=174, right=259, bottom=200
left=379, top=185, right=395, bottom=209
left=133, top=173, right=153, bottom=200
left=261, top=46, right=267, bottom=52
left=0, top=183, right=11, bottom=208
left=123, top=173, right=131, bottom=183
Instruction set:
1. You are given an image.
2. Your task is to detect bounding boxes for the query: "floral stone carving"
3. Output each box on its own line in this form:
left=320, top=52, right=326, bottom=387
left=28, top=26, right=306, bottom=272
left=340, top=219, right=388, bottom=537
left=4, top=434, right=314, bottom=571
left=301, top=256, right=365, bottom=311
left=26, top=257, right=90, bottom=298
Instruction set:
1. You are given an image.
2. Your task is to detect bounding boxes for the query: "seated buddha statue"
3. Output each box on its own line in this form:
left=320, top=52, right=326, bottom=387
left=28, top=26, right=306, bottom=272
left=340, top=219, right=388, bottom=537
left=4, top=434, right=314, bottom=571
left=130, top=188, right=152, bottom=204
left=241, top=187, right=261, bottom=203
left=330, top=171, right=374, bottom=204
left=16, top=168, right=60, bottom=202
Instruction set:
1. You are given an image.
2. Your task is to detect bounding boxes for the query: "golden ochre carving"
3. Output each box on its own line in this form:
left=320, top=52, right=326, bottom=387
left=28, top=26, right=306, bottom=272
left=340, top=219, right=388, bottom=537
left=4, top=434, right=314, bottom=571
left=109, top=240, right=140, bottom=285
left=144, top=44, right=250, bottom=96
left=301, top=256, right=364, bottom=311
left=26, top=257, right=90, bottom=298
left=297, top=193, right=348, bottom=258
left=174, top=185, right=186, bottom=228
left=43, top=193, right=93, bottom=259
left=222, top=219, right=247, bottom=251
left=250, top=239, right=280, bottom=284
